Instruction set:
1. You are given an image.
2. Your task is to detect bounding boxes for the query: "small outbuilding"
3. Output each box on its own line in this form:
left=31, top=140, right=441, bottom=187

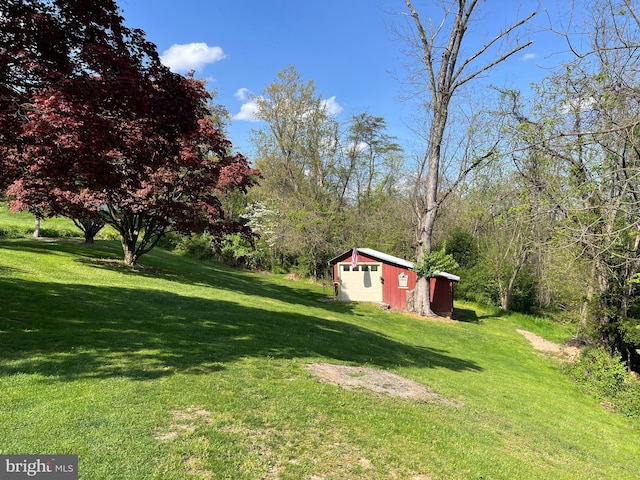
left=328, top=247, right=460, bottom=316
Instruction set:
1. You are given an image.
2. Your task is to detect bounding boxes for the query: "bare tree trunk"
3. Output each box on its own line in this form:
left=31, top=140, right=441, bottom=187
left=33, top=215, right=40, bottom=238
left=500, top=263, right=520, bottom=311
left=122, top=241, right=138, bottom=267
left=403, top=0, right=534, bottom=315
left=413, top=276, right=431, bottom=316
left=413, top=152, right=441, bottom=316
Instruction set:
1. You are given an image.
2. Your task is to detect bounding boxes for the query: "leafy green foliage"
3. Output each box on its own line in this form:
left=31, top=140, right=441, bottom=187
left=248, top=67, right=412, bottom=278
left=412, top=243, right=459, bottom=278
left=567, top=347, right=640, bottom=418
left=173, top=233, right=215, bottom=261
left=444, top=226, right=477, bottom=269
left=219, top=232, right=264, bottom=269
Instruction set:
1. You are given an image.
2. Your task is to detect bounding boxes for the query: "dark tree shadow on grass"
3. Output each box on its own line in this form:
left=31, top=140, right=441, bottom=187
left=452, top=308, right=481, bottom=323
left=1, top=239, right=341, bottom=312
left=0, top=277, right=482, bottom=382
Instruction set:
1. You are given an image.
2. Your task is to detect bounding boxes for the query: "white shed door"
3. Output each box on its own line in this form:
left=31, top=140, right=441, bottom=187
left=338, top=263, right=383, bottom=302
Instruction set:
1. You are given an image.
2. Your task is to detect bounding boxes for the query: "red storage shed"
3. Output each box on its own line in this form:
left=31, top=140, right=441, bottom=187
left=328, top=248, right=460, bottom=315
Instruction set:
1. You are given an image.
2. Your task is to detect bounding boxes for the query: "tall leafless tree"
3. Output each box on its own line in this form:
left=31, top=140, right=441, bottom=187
left=400, top=0, right=535, bottom=315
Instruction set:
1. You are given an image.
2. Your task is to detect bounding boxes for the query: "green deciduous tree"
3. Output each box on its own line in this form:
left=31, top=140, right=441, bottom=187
left=342, top=113, right=403, bottom=206
left=412, top=242, right=459, bottom=280
left=508, top=0, right=640, bottom=368
left=249, top=66, right=341, bottom=276
left=249, top=67, right=412, bottom=277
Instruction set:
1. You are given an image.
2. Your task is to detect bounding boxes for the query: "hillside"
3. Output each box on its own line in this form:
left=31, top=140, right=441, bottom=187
left=0, top=237, right=639, bottom=479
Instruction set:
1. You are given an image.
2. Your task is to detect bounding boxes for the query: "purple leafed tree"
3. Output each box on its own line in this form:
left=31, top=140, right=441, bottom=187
left=1, top=0, right=259, bottom=265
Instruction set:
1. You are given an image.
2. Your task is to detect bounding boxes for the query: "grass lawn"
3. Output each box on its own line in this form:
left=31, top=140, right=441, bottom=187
left=0, top=237, right=639, bottom=478
left=0, top=204, right=118, bottom=240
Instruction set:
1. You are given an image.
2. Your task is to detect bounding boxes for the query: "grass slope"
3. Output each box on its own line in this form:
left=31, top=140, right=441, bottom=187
left=0, top=205, right=118, bottom=240
left=0, top=238, right=638, bottom=479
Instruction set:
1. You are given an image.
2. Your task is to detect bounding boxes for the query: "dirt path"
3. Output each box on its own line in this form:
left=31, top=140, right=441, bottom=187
left=306, top=363, right=463, bottom=407
left=516, top=329, right=580, bottom=361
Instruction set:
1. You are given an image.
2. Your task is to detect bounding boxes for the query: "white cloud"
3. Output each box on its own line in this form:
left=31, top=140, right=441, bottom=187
left=522, top=53, right=537, bottom=61
left=355, top=141, right=369, bottom=152
left=232, top=88, right=261, bottom=122
left=231, top=91, right=342, bottom=123
left=323, top=96, right=343, bottom=116
left=233, top=99, right=261, bottom=122
left=160, top=43, right=226, bottom=72
left=234, top=88, right=251, bottom=102
left=560, top=95, right=596, bottom=114
left=344, top=141, right=368, bottom=155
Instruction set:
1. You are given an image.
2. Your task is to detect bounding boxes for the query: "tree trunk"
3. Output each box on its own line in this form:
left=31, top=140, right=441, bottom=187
left=413, top=276, right=432, bottom=316
left=121, top=239, right=138, bottom=267
left=412, top=108, right=447, bottom=316
left=73, top=217, right=105, bottom=244
left=500, top=290, right=511, bottom=311
left=500, top=251, right=529, bottom=311
left=33, top=216, right=41, bottom=238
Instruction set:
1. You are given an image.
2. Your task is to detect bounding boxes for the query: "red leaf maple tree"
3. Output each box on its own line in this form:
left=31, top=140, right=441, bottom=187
left=1, top=0, right=259, bottom=265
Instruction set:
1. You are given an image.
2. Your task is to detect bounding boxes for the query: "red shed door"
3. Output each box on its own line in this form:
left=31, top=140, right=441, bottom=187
left=338, top=263, right=383, bottom=302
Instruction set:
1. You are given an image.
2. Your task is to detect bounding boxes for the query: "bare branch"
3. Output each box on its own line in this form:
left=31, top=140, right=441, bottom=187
left=454, top=39, right=533, bottom=89
left=623, top=0, right=640, bottom=29
left=404, top=0, right=437, bottom=96
left=453, top=11, right=536, bottom=88
left=437, top=142, right=497, bottom=208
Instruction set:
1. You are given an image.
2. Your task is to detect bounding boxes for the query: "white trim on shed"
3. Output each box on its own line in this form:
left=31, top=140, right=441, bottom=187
left=434, top=271, right=460, bottom=282
left=355, top=248, right=414, bottom=269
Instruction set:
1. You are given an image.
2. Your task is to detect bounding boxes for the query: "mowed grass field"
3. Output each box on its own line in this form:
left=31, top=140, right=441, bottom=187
left=0, top=222, right=639, bottom=478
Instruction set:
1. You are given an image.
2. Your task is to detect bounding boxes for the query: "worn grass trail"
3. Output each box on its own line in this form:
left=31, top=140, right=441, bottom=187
left=0, top=238, right=638, bottom=479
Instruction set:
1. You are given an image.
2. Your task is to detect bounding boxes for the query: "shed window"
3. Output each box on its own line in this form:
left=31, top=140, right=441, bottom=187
left=370, top=265, right=378, bottom=272
left=342, top=265, right=350, bottom=272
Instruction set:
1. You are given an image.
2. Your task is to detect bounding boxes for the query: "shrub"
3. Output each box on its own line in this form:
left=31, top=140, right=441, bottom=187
left=567, top=347, right=640, bottom=418
left=173, top=233, right=215, bottom=261
left=39, top=227, right=79, bottom=238
left=218, top=232, right=259, bottom=268
left=0, top=225, right=31, bottom=238
left=456, top=264, right=499, bottom=306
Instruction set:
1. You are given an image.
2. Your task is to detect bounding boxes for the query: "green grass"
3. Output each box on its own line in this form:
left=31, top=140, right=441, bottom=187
left=455, top=300, right=577, bottom=344
left=0, top=238, right=639, bottom=479
left=0, top=204, right=118, bottom=240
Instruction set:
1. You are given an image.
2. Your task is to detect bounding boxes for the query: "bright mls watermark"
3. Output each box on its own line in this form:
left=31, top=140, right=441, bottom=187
left=0, top=455, right=77, bottom=479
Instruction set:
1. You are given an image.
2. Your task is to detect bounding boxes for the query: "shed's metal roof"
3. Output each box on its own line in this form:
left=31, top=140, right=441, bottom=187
left=329, top=247, right=460, bottom=281
left=355, top=248, right=415, bottom=269
left=434, top=271, right=461, bottom=282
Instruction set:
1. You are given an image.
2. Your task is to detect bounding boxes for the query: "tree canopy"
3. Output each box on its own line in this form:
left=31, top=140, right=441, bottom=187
left=246, top=66, right=412, bottom=277
left=1, top=0, right=258, bottom=265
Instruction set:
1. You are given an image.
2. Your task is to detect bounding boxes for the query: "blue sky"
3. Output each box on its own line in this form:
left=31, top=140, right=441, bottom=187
left=117, top=0, right=575, bottom=158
